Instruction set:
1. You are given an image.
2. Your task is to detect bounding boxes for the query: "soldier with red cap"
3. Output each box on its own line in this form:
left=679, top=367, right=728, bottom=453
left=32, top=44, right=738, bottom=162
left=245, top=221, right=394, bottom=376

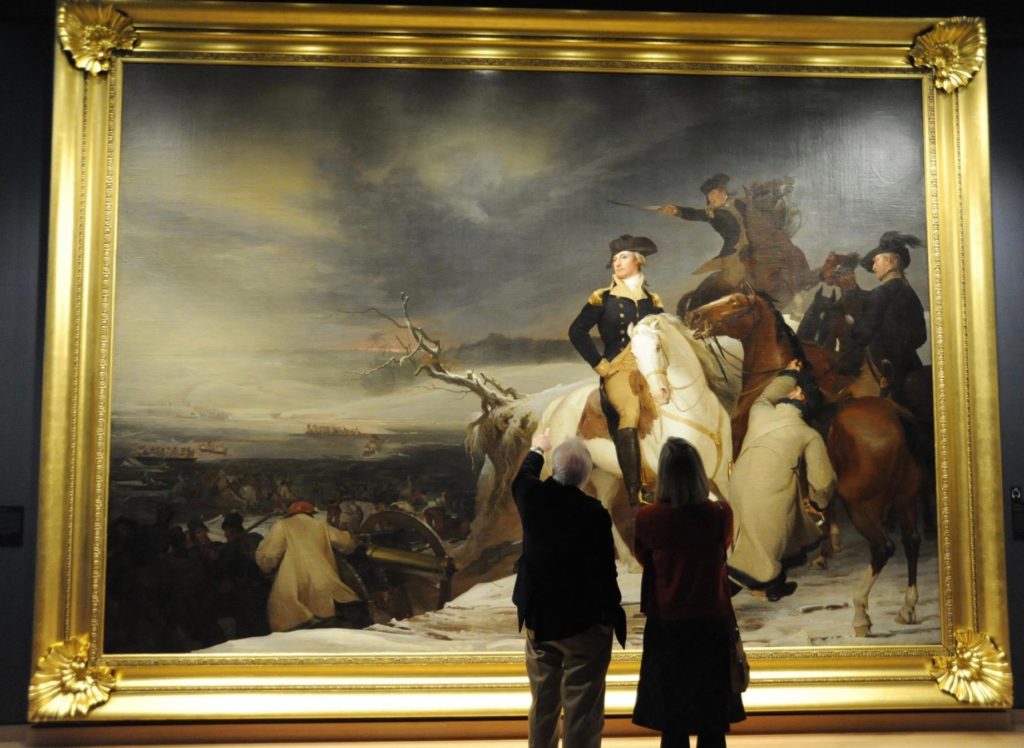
left=255, top=499, right=367, bottom=632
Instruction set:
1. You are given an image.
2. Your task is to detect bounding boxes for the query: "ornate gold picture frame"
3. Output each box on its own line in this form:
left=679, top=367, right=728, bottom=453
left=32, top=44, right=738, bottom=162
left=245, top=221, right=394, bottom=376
left=33, top=0, right=1010, bottom=722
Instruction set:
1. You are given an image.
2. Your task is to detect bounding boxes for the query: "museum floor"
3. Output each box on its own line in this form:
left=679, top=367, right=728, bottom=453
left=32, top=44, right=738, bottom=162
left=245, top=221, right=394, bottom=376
left=2, top=712, right=1023, bottom=747
left=9, top=737, right=1024, bottom=748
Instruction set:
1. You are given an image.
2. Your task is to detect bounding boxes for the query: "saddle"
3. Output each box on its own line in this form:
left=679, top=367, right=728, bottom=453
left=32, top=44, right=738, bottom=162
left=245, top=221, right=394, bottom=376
left=576, top=376, right=658, bottom=485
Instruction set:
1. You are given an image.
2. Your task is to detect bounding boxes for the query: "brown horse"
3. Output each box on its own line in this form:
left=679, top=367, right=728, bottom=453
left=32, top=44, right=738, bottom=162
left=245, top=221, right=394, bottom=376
left=685, top=288, right=925, bottom=636
left=799, top=252, right=934, bottom=452
left=685, top=288, right=838, bottom=456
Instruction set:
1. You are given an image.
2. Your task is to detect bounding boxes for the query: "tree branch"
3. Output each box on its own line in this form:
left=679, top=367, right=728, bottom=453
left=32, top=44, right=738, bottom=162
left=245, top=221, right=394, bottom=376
left=355, top=293, right=522, bottom=414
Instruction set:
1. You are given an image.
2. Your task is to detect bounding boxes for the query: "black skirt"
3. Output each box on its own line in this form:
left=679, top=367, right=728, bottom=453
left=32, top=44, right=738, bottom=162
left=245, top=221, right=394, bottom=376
left=632, top=617, right=746, bottom=734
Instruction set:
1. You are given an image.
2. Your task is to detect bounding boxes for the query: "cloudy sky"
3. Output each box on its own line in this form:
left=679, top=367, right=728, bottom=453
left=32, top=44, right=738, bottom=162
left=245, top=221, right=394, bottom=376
left=113, top=63, right=926, bottom=386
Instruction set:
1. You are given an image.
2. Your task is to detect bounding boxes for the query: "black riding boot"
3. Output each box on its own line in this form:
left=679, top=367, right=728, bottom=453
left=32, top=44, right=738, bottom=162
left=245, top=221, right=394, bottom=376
left=613, top=427, right=644, bottom=508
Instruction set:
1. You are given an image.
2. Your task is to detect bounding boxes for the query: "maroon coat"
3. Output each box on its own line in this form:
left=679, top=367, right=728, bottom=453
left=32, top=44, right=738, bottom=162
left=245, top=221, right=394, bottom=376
left=634, top=500, right=734, bottom=620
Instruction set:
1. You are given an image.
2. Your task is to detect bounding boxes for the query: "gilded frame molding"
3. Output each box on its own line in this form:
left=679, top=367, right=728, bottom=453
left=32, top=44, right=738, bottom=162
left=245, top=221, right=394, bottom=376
left=35, top=0, right=1009, bottom=722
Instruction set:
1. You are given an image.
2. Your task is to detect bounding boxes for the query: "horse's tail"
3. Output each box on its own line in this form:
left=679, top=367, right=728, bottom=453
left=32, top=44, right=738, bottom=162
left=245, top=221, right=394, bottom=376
left=894, top=402, right=934, bottom=475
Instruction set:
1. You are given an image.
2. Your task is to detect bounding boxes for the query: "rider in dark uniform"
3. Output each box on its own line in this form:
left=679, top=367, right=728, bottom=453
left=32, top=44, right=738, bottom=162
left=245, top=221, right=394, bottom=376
left=840, top=231, right=927, bottom=405
left=569, top=235, right=663, bottom=507
left=659, top=173, right=814, bottom=314
left=659, top=173, right=748, bottom=283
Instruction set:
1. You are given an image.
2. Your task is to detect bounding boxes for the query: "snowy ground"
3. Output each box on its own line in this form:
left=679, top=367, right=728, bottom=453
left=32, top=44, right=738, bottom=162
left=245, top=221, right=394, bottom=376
left=200, top=519, right=938, bottom=655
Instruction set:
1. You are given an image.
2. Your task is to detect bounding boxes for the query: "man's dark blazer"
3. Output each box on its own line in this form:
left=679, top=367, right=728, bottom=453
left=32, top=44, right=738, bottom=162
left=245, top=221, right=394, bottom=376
left=511, top=450, right=626, bottom=646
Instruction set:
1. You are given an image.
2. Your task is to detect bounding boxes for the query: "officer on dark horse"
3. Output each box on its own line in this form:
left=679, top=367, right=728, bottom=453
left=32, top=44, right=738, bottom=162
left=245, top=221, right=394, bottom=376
left=658, top=173, right=818, bottom=314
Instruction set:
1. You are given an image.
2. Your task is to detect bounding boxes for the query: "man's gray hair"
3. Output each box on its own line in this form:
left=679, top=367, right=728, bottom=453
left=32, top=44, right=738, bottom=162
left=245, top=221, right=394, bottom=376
left=551, top=438, right=593, bottom=488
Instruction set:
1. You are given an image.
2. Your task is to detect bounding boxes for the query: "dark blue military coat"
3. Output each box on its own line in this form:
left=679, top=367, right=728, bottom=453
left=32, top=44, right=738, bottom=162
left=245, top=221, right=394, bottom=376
left=568, top=281, right=664, bottom=369
left=847, top=273, right=927, bottom=390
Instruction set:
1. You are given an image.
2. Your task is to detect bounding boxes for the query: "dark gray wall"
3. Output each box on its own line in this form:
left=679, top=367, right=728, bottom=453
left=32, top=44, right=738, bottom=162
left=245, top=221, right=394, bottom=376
left=0, top=1, right=1021, bottom=724
left=0, top=14, right=50, bottom=725
left=990, top=42, right=1024, bottom=709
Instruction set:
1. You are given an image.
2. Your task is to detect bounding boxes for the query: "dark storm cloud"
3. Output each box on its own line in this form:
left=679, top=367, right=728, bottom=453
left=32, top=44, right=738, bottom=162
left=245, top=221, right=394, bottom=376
left=116, top=64, right=926, bottom=359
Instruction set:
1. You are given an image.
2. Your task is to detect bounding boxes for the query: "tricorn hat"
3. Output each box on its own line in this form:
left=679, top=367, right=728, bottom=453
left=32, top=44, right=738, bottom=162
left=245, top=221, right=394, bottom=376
left=700, top=173, right=730, bottom=196
left=606, top=234, right=658, bottom=267
left=859, top=231, right=923, bottom=272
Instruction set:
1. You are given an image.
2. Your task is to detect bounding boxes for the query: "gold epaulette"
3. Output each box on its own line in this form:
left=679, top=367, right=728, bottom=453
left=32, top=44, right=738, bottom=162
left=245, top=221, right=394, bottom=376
left=648, top=290, right=664, bottom=308
left=587, top=287, right=609, bottom=306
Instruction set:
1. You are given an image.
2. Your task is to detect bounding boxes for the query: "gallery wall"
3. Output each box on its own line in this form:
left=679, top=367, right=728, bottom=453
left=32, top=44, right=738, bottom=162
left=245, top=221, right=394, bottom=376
left=0, top=11, right=51, bottom=726
left=1, top=1, right=1021, bottom=726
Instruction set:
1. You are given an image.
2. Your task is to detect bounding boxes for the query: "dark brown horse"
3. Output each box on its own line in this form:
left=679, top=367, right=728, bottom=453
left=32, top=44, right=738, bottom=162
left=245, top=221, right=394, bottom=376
left=675, top=178, right=820, bottom=316
left=685, top=288, right=926, bottom=636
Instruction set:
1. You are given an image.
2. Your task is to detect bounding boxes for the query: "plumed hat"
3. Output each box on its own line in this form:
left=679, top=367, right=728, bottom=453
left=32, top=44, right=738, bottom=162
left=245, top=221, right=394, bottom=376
left=700, top=173, right=730, bottom=196
left=607, top=234, right=658, bottom=267
left=860, top=231, right=923, bottom=271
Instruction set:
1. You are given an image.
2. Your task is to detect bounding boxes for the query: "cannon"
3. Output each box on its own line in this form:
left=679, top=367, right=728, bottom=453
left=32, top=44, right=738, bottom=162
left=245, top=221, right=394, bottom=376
left=333, top=510, right=456, bottom=625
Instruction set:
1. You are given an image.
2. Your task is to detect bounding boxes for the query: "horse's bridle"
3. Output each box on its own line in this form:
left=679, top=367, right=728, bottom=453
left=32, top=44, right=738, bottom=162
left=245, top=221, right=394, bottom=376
left=691, top=293, right=758, bottom=340
left=697, top=297, right=792, bottom=394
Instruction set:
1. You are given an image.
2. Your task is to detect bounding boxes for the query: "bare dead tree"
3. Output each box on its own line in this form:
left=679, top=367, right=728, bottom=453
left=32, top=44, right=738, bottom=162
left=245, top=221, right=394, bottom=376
left=345, top=292, right=523, bottom=416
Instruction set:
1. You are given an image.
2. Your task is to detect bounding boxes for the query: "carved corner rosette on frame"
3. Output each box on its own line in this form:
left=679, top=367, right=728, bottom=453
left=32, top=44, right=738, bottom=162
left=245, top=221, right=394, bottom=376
left=910, top=16, right=986, bottom=94
left=28, top=636, right=117, bottom=721
left=930, top=629, right=1013, bottom=707
left=57, top=0, right=139, bottom=76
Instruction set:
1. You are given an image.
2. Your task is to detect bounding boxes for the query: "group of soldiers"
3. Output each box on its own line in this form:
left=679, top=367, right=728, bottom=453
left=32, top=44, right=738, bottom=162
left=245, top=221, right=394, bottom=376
left=105, top=509, right=270, bottom=652
left=106, top=477, right=467, bottom=651
left=571, top=173, right=929, bottom=600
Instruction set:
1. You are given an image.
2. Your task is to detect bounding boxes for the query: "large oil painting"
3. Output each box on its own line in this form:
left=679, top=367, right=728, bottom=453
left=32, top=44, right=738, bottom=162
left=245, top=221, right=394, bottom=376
left=32, top=1, right=1009, bottom=723
left=108, top=62, right=934, bottom=654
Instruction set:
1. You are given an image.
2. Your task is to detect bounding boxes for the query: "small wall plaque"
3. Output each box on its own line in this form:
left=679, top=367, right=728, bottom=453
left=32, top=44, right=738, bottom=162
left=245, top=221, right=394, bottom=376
left=0, top=506, right=25, bottom=547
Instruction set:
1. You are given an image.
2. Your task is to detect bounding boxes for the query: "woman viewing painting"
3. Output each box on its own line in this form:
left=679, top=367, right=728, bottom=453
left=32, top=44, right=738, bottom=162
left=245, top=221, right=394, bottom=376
left=632, top=437, right=746, bottom=748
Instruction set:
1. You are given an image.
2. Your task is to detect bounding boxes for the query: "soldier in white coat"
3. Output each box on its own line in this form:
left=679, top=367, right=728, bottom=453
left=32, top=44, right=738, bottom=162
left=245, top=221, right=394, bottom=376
left=727, top=361, right=835, bottom=601
left=256, top=500, right=364, bottom=632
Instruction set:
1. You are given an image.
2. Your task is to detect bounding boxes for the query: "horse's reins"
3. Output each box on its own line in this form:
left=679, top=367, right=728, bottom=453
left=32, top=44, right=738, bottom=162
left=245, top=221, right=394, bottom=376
left=693, top=300, right=801, bottom=398
left=634, top=328, right=730, bottom=479
left=644, top=362, right=703, bottom=394
left=655, top=398, right=728, bottom=480
left=735, top=367, right=793, bottom=400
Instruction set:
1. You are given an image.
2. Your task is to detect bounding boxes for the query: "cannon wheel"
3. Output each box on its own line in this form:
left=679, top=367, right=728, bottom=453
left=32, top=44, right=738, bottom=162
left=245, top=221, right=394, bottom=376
left=357, top=510, right=453, bottom=622
left=333, top=551, right=373, bottom=605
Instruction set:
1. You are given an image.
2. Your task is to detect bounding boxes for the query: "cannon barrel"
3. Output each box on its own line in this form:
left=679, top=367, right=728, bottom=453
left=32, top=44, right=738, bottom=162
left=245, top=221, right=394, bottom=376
left=362, top=542, right=455, bottom=576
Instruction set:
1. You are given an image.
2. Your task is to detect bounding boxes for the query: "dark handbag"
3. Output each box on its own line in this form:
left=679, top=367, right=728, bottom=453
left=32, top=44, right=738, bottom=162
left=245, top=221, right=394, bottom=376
left=728, top=620, right=750, bottom=693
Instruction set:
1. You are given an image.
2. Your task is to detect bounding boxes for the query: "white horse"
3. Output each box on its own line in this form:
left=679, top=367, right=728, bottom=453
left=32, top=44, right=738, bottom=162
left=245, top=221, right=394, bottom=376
left=630, top=314, right=733, bottom=495
left=538, top=314, right=733, bottom=563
